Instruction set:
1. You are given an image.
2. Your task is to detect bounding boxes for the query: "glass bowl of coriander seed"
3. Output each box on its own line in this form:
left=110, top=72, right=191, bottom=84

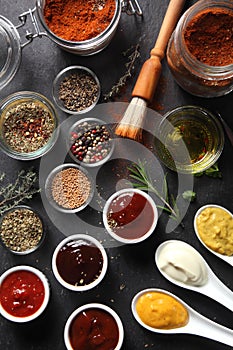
left=0, top=91, right=59, bottom=161
left=52, top=66, right=101, bottom=115
left=0, top=205, right=45, bottom=255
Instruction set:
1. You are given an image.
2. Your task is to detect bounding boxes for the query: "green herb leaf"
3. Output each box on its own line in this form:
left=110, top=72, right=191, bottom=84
left=128, top=161, right=183, bottom=225
left=205, top=163, right=222, bottom=178
left=182, top=190, right=196, bottom=202
left=0, top=168, right=40, bottom=215
left=194, top=163, right=222, bottom=178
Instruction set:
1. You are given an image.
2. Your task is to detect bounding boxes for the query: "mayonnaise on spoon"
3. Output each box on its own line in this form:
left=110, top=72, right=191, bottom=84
left=132, top=288, right=233, bottom=347
left=155, top=240, right=233, bottom=311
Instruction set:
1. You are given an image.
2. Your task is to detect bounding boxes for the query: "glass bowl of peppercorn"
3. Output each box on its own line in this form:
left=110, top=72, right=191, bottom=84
left=44, top=163, right=95, bottom=213
left=0, top=91, right=59, bottom=160
left=0, top=205, right=45, bottom=255
left=67, top=117, right=115, bottom=167
left=52, top=66, right=101, bottom=115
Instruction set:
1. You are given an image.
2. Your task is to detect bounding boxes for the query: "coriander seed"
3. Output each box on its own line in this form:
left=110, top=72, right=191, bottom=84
left=50, top=167, right=92, bottom=210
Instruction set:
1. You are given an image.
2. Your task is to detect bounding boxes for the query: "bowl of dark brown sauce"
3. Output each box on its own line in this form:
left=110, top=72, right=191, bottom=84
left=64, top=303, right=124, bottom=350
left=52, top=234, right=108, bottom=291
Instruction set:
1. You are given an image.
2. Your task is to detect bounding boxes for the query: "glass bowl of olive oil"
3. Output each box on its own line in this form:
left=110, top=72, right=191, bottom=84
left=154, top=105, right=224, bottom=174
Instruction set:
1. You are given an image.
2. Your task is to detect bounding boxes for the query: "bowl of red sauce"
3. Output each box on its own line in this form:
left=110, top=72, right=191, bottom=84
left=103, top=188, right=158, bottom=244
left=64, top=303, right=124, bottom=350
left=52, top=234, right=108, bottom=291
left=0, top=265, right=50, bottom=323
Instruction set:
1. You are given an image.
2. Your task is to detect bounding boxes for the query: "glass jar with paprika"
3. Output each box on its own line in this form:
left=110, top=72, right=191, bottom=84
left=166, top=0, right=233, bottom=97
left=0, top=1, right=142, bottom=89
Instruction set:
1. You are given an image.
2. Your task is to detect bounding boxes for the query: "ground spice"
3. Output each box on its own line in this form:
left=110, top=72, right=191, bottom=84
left=0, top=208, right=43, bottom=253
left=184, top=8, right=233, bottom=66
left=51, top=167, right=92, bottom=209
left=44, top=0, right=116, bottom=42
left=59, top=71, right=99, bottom=112
left=2, top=100, right=55, bottom=153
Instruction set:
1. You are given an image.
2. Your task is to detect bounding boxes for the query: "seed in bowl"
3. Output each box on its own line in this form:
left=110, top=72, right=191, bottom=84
left=70, top=121, right=112, bottom=164
left=58, top=71, right=99, bottom=112
left=51, top=167, right=91, bottom=209
left=0, top=207, right=43, bottom=254
left=2, top=100, right=55, bottom=153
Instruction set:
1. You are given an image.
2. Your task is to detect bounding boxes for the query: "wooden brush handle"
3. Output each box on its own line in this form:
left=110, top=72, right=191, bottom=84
left=132, top=0, right=186, bottom=101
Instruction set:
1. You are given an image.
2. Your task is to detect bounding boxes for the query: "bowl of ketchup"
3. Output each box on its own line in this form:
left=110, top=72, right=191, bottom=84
left=103, top=188, right=158, bottom=245
left=64, top=303, right=124, bottom=350
left=0, top=265, right=50, bottom=323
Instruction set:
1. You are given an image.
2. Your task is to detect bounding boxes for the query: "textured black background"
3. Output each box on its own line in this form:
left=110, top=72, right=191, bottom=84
left=1, top=0, right=233, bottom=349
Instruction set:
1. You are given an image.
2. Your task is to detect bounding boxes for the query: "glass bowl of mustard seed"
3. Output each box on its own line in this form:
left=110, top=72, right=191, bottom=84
left=67, top=117, right=114, bottom=167
left=0, top=205, right=45, bottom=255
left=0, top=91, right=59, bottom=160
left=52, top=66, right=101, bottom=115
left=44, top=163, right=94, bottom=213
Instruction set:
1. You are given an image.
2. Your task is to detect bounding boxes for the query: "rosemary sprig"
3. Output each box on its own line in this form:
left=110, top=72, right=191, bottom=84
left=128, top=160, right=181, bottom=223
left=0, top=168, right=41, bottom=215
left=103, top=44, right=140, bottom=101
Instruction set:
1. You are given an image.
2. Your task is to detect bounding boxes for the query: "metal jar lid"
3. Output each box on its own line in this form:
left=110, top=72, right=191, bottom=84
left=0, top=16, right=21, bottom=90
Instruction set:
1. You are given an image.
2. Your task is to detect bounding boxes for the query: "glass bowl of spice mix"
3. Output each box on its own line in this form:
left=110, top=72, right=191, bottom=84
left=67, top=117, right=114, bottom=167
left=44, top=163, right=94, bottom=213
left=0, top=91, right=59, bottom=160
left=52, top=66, right=101, bottom=114
left=0, top=205, right=45, bottom=255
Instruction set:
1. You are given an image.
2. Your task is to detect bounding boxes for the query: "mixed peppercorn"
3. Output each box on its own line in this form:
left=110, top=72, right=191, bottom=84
left=69, top=120, right=113, bottom=165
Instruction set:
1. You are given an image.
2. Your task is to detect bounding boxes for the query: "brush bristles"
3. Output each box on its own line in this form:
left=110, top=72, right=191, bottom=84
left=115, top=97, right=147, bottom=140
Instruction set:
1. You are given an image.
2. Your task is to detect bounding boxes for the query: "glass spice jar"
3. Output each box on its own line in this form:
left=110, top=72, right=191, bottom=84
left=166, top=0, right=233, bottom=97
left=36, top=0, right=122, bottom=55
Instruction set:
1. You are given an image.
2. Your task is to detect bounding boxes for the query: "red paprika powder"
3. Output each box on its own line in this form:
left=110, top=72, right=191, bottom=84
left=184, top=8, right=233, bottom=66
left=43, top=0, right=116, bottom=42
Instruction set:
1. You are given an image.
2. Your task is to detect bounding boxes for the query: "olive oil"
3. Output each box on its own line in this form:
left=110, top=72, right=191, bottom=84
left=165, top=119, right=210, bottom=164
left=154, top=106, right=224, bottom=174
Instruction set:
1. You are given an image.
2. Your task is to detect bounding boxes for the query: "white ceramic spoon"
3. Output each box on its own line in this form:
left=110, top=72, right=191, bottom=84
left=155, top=240, right=233, bottom=311
left=132, top=288, right=233, bottom=347
left=194, top=204, right=233, bottom=267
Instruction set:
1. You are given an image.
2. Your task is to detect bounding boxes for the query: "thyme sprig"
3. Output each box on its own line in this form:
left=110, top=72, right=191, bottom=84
left=0, top=169, right=41, bottom=215
left=128, top=160, right=182, bottom=223
left=104, top=44, right=140, bottom=101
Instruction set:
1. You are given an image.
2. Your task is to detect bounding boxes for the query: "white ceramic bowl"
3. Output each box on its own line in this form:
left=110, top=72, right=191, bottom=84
left=52, top=234, right=108, bottom=291
left=103, top=188, right=158, bottom=244
left=0, top=265, right=50, bottom=323
left=64, top=303, right=124, bottom=350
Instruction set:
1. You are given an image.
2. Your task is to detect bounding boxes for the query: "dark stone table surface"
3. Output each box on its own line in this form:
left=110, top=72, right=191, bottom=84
left=1, top=1, right=233, bottom=349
